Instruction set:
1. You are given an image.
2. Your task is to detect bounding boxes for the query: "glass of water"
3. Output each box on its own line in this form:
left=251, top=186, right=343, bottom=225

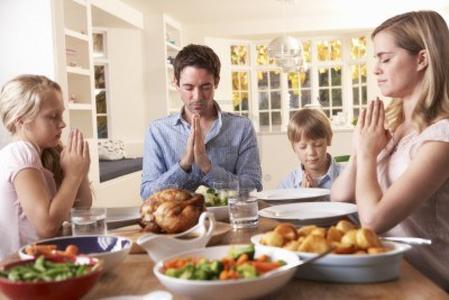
left=228, top=188, right=259, bottom=229
left=71, top=207, right=107, bottom=236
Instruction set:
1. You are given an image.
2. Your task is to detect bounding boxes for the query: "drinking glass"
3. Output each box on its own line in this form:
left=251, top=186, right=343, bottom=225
left=71, top=207, right=107, bottom=236
left=228, top=188, right=259, bottom=229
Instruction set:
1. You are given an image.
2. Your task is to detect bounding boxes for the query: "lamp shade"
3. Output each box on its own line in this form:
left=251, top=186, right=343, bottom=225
left=268, top=35, right=305, bottom=72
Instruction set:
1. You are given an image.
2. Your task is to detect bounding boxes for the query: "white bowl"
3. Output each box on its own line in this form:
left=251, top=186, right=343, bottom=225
left=18, top=235, right=132, bottom=273
left=153, top=244, right=299, bottom=300
left=251, top=234, right=411, bottom=283
left=206, top=206, right=229, bottom=222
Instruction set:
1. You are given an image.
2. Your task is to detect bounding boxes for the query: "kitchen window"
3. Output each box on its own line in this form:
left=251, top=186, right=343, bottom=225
left=228, top=34, right=369, bottom=132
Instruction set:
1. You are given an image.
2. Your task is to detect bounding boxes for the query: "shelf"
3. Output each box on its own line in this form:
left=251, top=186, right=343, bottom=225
left=64, top=28, right=88, bottom=41
left=69, top=103, right=93, bottom=110
left=67, top=66, right=90, bottom=76
left=166, top=41, right=181, bottom=51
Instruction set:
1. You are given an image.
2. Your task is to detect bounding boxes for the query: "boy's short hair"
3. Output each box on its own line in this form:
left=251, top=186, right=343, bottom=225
left=287, top=109, right=333, bottom=145
left=173, top=44, right=221, bottom=86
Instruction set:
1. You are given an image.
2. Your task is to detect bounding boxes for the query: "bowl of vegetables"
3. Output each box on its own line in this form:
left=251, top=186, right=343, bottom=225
left=196, top=185, right=229, bottom=221
left=154, top=244, right=299, bottom=300
left=0, top=255, right=101, bottom=300
left=18, top=235, right=131, bottom=273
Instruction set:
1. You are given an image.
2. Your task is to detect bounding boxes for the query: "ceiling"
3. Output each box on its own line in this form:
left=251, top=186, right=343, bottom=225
left=125, top=0, right=449, bottom=38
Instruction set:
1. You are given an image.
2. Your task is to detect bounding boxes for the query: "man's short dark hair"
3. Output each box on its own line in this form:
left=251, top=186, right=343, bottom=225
left=173, top=44, right=221, bottom=85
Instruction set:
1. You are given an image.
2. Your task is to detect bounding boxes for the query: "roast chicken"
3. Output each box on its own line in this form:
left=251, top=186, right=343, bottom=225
left=139, top=188, right=205, bottom=234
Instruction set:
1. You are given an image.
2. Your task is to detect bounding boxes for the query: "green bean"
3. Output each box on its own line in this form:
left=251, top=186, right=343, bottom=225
left=0, top=256, right=94, bottom=282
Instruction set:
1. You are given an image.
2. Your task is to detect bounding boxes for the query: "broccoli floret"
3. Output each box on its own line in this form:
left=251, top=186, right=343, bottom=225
left=179, top=264, right=195, bottom=280
left=236, top=263, right=257, bottom=279
left=228, top=244, right=255, bottom=260
left=209, top=260, right=223, bottom=274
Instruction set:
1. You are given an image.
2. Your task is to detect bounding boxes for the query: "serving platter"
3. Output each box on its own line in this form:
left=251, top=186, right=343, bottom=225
left=251, top=234, right=411, bottom=283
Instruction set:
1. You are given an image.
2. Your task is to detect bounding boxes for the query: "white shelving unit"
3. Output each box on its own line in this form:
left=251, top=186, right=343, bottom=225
left=163, top=15, right=183, bottom=114
left=63, top=0, right=97, bottom=139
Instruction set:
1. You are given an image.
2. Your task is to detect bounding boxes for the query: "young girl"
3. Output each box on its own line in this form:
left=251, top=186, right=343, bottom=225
left=0, top=75, right=92, bottom=259
left=331, top=11, right=449, bottom=290
left=278, top=109, right=343, bottom=189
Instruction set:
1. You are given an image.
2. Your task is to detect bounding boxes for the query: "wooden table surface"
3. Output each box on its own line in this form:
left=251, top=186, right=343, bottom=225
left=80, top=218, right=449, bottom=300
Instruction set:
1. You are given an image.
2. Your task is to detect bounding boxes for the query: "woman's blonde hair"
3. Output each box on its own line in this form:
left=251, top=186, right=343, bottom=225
left=0, top=74, right=64, bottom=186
left=287, top=109, right=333, bottom=146
left=372, top=10, right=449, bottom=132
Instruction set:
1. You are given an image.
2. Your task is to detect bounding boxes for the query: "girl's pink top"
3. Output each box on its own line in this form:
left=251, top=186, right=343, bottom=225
left=0, top=141, right=57, bottom=259
left=377, top=119, right=449, bottom=290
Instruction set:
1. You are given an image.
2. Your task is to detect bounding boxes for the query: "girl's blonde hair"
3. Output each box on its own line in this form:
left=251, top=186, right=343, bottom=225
left=0, top=74, right=64, bottom=186
left=372, top=10, right=449, bottom=132
left=287, top=109, right=333, bottom=146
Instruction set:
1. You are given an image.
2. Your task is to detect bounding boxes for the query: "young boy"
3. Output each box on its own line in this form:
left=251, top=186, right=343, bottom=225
left=278, top=109, right=343, bottom=189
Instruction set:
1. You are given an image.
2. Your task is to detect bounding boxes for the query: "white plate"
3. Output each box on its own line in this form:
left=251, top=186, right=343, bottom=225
left=106, top=207, right=140, bottom=229
left=258, top=202, right=357, bottom=226
left=251, top=234, right=411, bottom=283
left=154, top=244, right=299, bottom=300
left=254, top=188, right=330, bottom=204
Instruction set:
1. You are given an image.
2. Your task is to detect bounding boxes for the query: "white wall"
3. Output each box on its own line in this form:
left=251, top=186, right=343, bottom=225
left=0, top=0, right=57, bottom=86
left=107, top=28, right=146, bottom=143
left=0, top=0, right=61, bottom=149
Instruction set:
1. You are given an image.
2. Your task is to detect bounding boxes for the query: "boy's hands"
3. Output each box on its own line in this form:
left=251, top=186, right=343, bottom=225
left=60, top=129, right=90, bottom=180
left=301, top=171, right=316, bottom=188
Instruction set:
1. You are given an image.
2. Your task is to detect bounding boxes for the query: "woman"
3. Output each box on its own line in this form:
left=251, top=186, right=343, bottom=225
left=331, top=11, right=449, bottom=290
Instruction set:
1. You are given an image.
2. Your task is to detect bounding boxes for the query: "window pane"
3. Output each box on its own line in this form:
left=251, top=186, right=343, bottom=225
left=352, top=65, right=359, bottom=84
left=256, top=44, right=273, bottom=65
left=271, top=91, right=281, bottom=109
left=303, top=40, right=312, bottom=63
left=270, top=71, right=281, bottom=89
left=241, top=92, right=249, bottom=110
left=97, top=116, right=108, bottom=138
left=330, top=40, right=342, bottom=61
left=301, top=70, right=311, bottom=88
left=319, top=68, right=329, bottom=86
left=322, top=109, right=330, bottom=118
left=362, top=86, right=367, bottom=105
left=332, top=88, right=342, bottom=106
left=95, top=90, right=106, bottom=113
left=93, top=33, right=105, bottom=58
left=302, top=90, right=311, bottom=105
left=353, top=108, right=359, bottom=118
left=353, top=87, right=360, bottom=105
left=361, top=64, right=367, bottom=83
left=95, top=66, right=105, bottom=89
left=232, top=72, right=239, bottom=90
left=232, top=91, right=241, bottom=110
left=289, top=91, right=299, bottom=109
left=317, top=41, right=329, bottom=61
left=259, top=112, right=270, bottom=128
left=351, top=36, right=367, bottom=59
left=332, top=108, right=342, bottom=117
left=331, top=67, right=341, bottom=86
left=272, top=111, right=282, bottom=126
left=230, top=45, right=248, bottom=65
left=240, top=72, right=248, bottom=90
left=259, top=92, right=269, bottom=110
left=257, top=72, right=268, bottom=89
left=319, top=89, right=330, bottom=107
left=288, top=72, right=299, bottom=89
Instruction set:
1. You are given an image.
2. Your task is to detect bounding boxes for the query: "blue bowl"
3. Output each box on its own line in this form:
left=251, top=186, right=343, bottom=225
left=19, top=235, right=132, bottom=273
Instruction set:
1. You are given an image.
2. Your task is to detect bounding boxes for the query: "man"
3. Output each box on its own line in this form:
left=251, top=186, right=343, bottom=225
left=140, top=44, right=262, bottom=199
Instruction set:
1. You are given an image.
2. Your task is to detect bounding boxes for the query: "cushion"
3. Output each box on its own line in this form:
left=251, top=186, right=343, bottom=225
left=98, top=139, right=126, bottom=161
left=99, top=158, right=143, bottom=182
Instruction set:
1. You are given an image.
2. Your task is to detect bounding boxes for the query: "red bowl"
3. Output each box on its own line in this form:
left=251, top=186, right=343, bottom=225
left=0, top=256, right=102, bottom=300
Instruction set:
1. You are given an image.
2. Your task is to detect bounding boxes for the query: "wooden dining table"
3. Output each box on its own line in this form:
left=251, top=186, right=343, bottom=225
left=74, top=217, right=449, bottom=300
